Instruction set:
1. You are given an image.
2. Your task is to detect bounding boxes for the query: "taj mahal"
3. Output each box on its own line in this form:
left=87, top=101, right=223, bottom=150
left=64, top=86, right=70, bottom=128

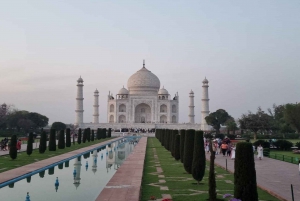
left=75, top=61, right=211, bottom=131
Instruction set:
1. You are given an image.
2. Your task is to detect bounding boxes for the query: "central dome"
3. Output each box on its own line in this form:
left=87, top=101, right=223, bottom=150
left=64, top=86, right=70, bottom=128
left=127, top=65, right=160, bottom=95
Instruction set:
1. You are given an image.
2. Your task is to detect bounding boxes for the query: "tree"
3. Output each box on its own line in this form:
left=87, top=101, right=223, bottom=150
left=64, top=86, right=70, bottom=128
left=51, top=122, right=66, bottom=131
left=87, top=128, right=91, bottom=142
left=96, top=128, right=101, bottom=140
left=27, top=112, right=49, bottom=129
left=58, top=130, right=65, bottom=149
left=82, top=129, right=87, bottom=143
left=17, top=119, right=35, bottom=133
left=225, top=117, right=238, bottom=135
left=208, top=139, right=216, bottom=200
left=205, top=109, right=232, bottom=134
left=174, top=134, right=180, bottom=160
left=234, top=142, right=258, bottom=201
left=91, top=129, right=95, bottom=141
left=108, top=128, right=112, bottom=138
left=183, top=129, right=195, bottom=174
left=103, top=128, right=107, bottom=139
left=78, top=128, right=82, bottom=144
left=172, top=130, right=179, bottom=157
left=27, top=132, right=33, bottom=156
left=66, top=128, right=71, bottom=147
left=268, top=104, right=295, bottom=134
left=180, top=129, right=186, bottom=163
left=39, top=130, right=47, bottom=153
left=192, top=131, right=206, bottom=184
left=9, top=134, right=18, bottom=160
left=284, top=103, right=300, bottom=133
left=239, top=107, right=272, bottom=140
left=49, top=129, right=57, bottom=151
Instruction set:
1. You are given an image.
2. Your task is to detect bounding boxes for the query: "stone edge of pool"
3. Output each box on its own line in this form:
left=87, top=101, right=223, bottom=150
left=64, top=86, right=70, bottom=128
left=95, top=137, right=147, bottom=201
left=0, top=137, right=123, bottom=188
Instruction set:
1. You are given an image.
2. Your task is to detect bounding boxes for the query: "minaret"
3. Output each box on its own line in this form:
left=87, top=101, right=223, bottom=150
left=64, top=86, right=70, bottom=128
left=73, top=156, right=82, bottom=189
left=189, top=90, right=195, bottom=124
left=75, top=76, right=84, bottom=126
left=93, top=89, right=99, bottom=123
left=201, top=77, right=210, bottom=130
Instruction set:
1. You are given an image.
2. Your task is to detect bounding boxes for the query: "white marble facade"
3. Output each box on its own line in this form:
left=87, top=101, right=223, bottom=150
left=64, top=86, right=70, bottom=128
left=107, top=62, right=179, bottom=124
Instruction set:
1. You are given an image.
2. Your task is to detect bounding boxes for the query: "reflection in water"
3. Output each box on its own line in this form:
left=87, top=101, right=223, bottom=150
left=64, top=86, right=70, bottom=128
left=58, top=163, right=64, bottom=170
left=55, top=177, right=59, bottom=192
left=73, top=157, right=82, bottom=189
left=26, top=176, right=31, bottom=183
left=39, top=170, right=45, bottom=178
left=48, top=167, right=55, bottom=175
left=92, top=150, right=98, bottom=174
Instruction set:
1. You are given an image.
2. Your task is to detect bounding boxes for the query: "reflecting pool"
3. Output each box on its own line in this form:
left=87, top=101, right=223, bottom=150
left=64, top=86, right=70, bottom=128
left=0, top=139, right=136, bottom=201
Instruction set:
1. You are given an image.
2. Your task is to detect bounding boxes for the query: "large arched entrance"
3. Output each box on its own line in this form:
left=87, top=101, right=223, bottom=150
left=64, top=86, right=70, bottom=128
left=135, top=103, right=151, bottom=123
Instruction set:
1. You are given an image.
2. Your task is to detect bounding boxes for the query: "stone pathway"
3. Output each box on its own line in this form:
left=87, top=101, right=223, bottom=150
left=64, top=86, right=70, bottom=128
left=209, top=154, right=300, bottom=201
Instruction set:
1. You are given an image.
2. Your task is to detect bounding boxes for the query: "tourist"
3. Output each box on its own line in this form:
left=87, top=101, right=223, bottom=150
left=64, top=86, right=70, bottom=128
left=231, top=144, right=236, bottom=160
left=205, top=141, right=210, bottom=154
left=221, top=142, right=228, bottom=157
left=17, top=139, right=22, bottom=152
left=253, top=145, right=255, bottom=153
left=298, top=160, right=300, bottom=175
left=257, top=144, right=264, bottom=160
left=226, top=143, right=232, bottom=157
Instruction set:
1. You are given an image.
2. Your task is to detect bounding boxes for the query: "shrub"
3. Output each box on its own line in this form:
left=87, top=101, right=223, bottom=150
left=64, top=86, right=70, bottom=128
left=77, top=128, right=82, bottom=144
left=97, top=128, right=101, bottom=140
left=174, top=134, right=180, bottom=160
left=192, top=131, right=206, bottom=184
left=66, top=128, right=71, bottom=147
left=103, top=128, right=107, bottom=139
left=87, top=128, right=91, bottom=142
left=91, top=129, right=95, bottom=141
left=183, top=129, right=195, bottom=174
left=27, top=132, right=33, bottom=156
left=180, top=129, right=186, bottom=163
left=108, top=128, right=112, bottom=138
left=58, top=130, right=65, bottom=149
left=172, top=130, right=179, bottom=157
left=295, top=142, right=300, bottom=149
left=82, top=129, right=87, bottom=143
left=49, top=129, right=56, bottom=151
left=39, top=131, right=47, bottom=153
left=263, top=148, right=270, bottom=157
left=253, top=140, right=270, bottom=148
left=9, top=135, right=18, bottom=160
left=273, top=140, right=293, bottom=150
left=234, top=142, right=258, bottom=201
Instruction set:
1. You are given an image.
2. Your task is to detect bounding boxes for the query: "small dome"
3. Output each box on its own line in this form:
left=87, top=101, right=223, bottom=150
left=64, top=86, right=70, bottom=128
left=94, top=89, right=99, bottom=93
left=202, top=77, right=208, bottom=83
left=190, top=90, right=194, bottom=94
left=77, top=76, right=83, bottom=83
left=118, top=87, right=129, bottom=95
left=158, top=86, right=169, bottom=95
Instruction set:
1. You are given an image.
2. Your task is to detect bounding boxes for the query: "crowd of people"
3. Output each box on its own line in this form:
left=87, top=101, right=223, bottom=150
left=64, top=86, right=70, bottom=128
left=0, top=138, right=22, bottom=152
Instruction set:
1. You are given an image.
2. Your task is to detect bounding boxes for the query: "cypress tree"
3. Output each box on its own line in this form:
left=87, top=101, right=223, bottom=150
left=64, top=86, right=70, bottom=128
left=27, top=132, right=33, bottom=156
left=58, top=130, right=65, bottom=149
left=49, top=129, right=56, bottom=151
left=161, top=129, right=165, bottom=147
left=58, top=163, right=64, bottom=169
left=192, top=131, right=206, bottom=184
left=39, top=170, right=45, bottom=178
left=180, top=129, right=186, bottom=163
left=234, top=142, right=258, bottom=201
left=39, top=131, right=47, bottom=153
left=97, top=128, right=101, bottom=140
left=9, top=134, right=18, bottom=160
left=183, top=129, right=195, bottom=174
left=91, top=129, right=95, bottom=141
left=209, top=139, right=217, bottom=200
left=174, top=134, right=180, bottom=160
left=65, top=161, right=69, bottom=168
left=82, top=129, right=87, bottom=143
left=108, top=128, right=112, bottom=138
left=78, top=128, right=82, bottom=144
left=66, top=128, right=71, bottom=147
left=87, top=128, right=91, bottom=142
left=172, top=130, right=179, bottom=157
left=103, top=128, right=107, bottom=139
left=48, top=167, right=55, bottom=175
left=26, top=176, right=31, bottom=183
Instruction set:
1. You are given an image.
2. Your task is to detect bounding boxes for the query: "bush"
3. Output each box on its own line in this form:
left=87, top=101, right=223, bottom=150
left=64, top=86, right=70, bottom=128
left=39, top=131, right=47, bottom=153
left=263, top=148, right=270, bottom=157
left=27, top=132, right=33, bottom=156
left=58, top=130, right=65, bottom=149
left=103, top=128, right=107, bottom=139
left=9, top=135, right=18, bottom=160
left=108, top=128, right=112, bottom=138
left=253, top=140, right=270, bottom=148
left=66, top=128, right=71, bottom=147
left=174, top=134, right=180, bottom=160
left=234, top=142, right=258, bottom=201
left=295, top=142, right=300, bottom=149
left=183, top=129, right=195, bottom=174
left=97, top=128, right=101, bottom=140
left=180, top=129, right=186, bottom=163
left=192, top=131, right=205, bottom=184
left=82, top=129, right=87, bottom=143
left=77, top=128, right=82, bottom=144
left=49, top=129, right=56, bottom=151
left=91, top=129, right=94, bottom=141
left=87, top=128, right=91, bottom=142
left=172, top=130, right=179, bottom=157
left=273, top=140, right=293, bottom=150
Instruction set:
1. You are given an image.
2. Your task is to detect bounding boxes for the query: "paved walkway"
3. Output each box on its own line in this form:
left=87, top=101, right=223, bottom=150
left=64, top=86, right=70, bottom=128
left=0, top=138, right=120, bottom=185
left=208, top=153, right=300, bottom=201
left=96, top=137, right=147, bottom=201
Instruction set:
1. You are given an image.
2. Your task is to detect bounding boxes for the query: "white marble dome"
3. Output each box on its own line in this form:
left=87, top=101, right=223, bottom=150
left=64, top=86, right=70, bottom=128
left=118, top=87, right=129, bottom=95
left=127, top=66, right=160, bottom=95
left=158, top=86, right=169, bottom=95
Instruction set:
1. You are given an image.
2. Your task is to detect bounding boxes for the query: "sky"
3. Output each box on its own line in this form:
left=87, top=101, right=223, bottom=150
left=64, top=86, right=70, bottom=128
left=0, top=1, right=299, bottom=125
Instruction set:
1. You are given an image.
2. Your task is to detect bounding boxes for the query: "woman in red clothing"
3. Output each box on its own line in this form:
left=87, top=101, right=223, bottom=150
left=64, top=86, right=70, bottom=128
left=17, top=139, right=22, bottom=152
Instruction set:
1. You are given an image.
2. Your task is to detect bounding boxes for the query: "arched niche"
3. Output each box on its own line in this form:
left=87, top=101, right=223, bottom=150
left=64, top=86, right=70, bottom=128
left=110, top=104, right=114, bottom=112
left=172, top=115, right=177, bottom=123
left=172, top=105, right=176, bottom=113
left=109, top=115, right=114, bottom=123
left=160, top=115, right=167, bottom=123
left=118, top=115, right=126, bottom=123
left=119, top=104, right=126, bottom=112
left=160, top=104, right=167, bottom=113
left=135, top=103, right=151, bottom=123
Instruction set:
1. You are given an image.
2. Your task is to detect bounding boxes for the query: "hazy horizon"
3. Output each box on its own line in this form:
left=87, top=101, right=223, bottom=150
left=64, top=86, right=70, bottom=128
left=1, top=1, right=299, bottom=125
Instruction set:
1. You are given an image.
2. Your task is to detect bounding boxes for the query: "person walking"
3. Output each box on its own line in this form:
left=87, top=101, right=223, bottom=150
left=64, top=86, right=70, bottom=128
left=221, top=142, right=228, bottom=157
left=227, top=143, right=232, bottom=157
left=257, top=144, right=264, bottom=160
left=17, top=139, right=22, bottom=152
left=231, top=144, right=236, bottom=159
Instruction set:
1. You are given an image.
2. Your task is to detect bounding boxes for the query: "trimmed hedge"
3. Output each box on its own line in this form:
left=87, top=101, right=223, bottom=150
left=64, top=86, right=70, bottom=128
left=192, top=130, right=206, bottom=184
left=91, top=129, right=95, bottom=141
left=183, top=129, right=195, bottom=174
left=39, top=131, right=47, bottom=153
left=180, top=129, right=186, bottom=163
left=9, top=135, right=18, bottom=160
left=78, top=128, right=82, bottom=144
left=234, top=142, right=258, bottom=201
left=27, top=132, right=33, bottom=156
left=66, top=128, right=71, bottom=147
left=49, top=129, right=56, bottom=151
left=58, top=130, right=65, bottom=149
left=174, top=134, right=180, bottom=160
left=97, top=128, right=101, bottom=140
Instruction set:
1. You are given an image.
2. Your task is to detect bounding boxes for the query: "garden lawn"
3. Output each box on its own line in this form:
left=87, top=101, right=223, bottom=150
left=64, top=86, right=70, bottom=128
left=142, top=138, right=280, bottom=201
left=0, top=138, right=114, bottom=173
left=269, top=150, right=300, bottom=164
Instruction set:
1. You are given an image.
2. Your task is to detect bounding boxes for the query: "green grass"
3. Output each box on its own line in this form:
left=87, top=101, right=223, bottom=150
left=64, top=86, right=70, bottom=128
left=269, top=150, right=300, bottom=164
left=0, top=138, right=114, bottom=173
left=141, top=138, right=280, bottom=201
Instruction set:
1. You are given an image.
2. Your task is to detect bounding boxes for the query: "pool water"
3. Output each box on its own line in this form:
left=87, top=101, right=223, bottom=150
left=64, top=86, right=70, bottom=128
left=0, top=139, right=136, bottom=201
